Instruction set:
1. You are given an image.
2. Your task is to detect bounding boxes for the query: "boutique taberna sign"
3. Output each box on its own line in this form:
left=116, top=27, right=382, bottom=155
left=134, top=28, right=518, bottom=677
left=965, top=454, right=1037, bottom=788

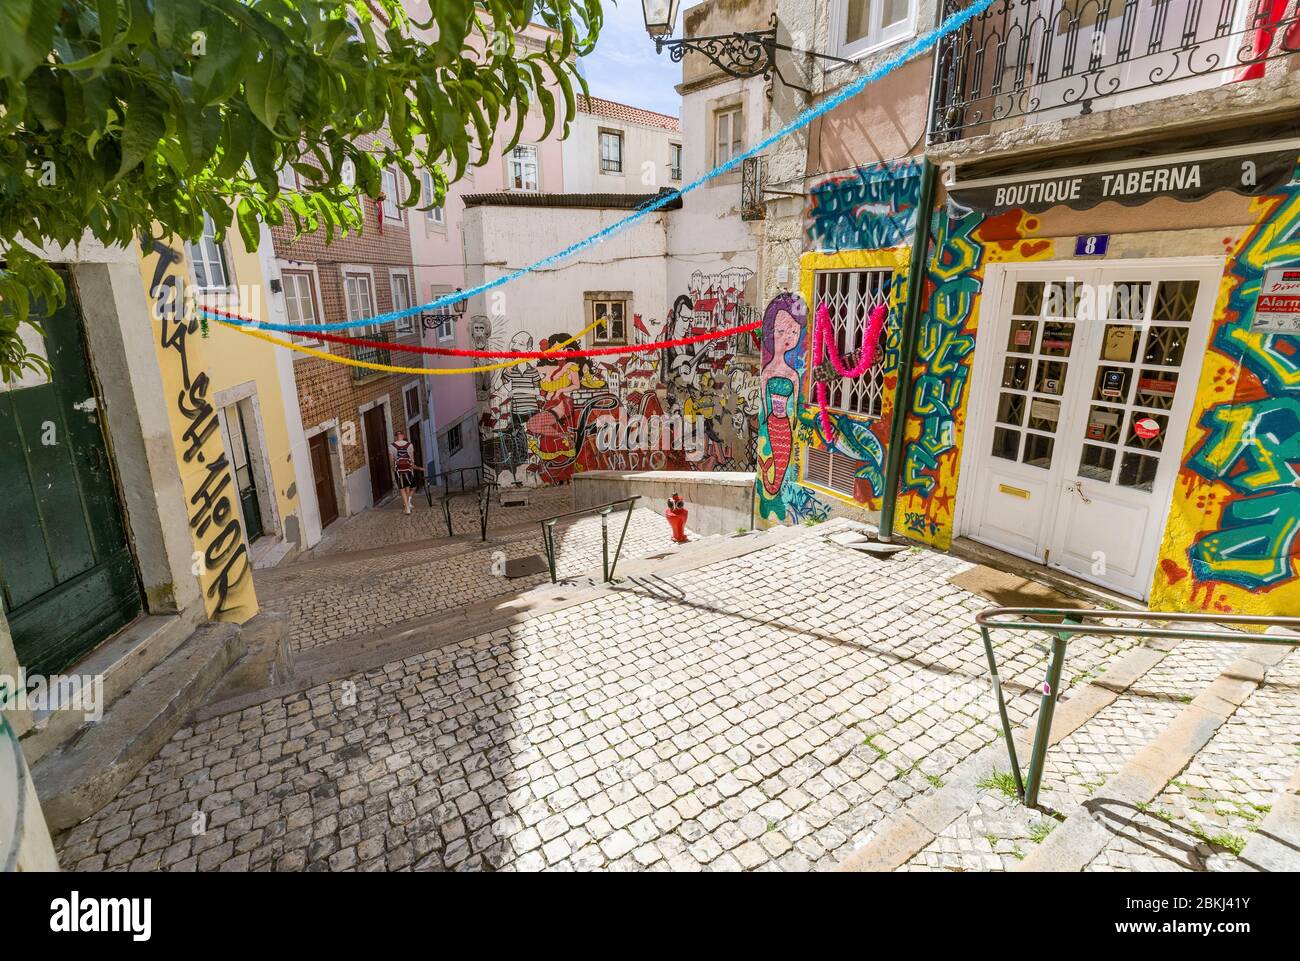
left=947, top=146, right=1298, bottom=215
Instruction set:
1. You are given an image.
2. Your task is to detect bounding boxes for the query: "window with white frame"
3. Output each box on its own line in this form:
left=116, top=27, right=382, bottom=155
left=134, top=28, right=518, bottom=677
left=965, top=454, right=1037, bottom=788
left=188, top=213, right=231, bottom=291
left=391, top=271, right=414, bottom=333
left=835, top=0, right=915, bottom=60
left=430, top=285, right=455, bottom=342
left=281, top=270, right=319, bottom=343
left=590, top=297, right=627, bottom=345
left=381, top=166, right=402, bottom=221
left=345, top=271, right=377, bottom=337
left=599, top=130, right=624, bottom=174
left=715, top=106, right=743, bottom=166
left=508, top=145, right=539, bottom=191
left=422, top=169, right=445, bottom=225
left=669, top=143, right=683, bottom=181
left=811, top=268, right=893, bottom=418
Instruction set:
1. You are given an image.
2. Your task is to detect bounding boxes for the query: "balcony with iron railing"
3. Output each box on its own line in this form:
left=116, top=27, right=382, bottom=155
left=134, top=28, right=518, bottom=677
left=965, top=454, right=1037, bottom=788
left=741, top=155, right=767, bottom=221
left=929, top=0, right=1300, bottom=155
left=351, top=328, right=392, bottom=381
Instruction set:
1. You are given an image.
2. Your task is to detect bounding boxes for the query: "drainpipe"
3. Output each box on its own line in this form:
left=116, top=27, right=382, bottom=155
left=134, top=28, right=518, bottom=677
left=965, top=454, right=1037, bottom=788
left=877, top=157, right=937, bottom=543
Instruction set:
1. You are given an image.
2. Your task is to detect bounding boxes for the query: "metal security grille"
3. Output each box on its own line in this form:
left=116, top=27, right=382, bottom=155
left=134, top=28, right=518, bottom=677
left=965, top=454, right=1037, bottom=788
left=812, top=268, right=892, bottom=418
left=803, top=445, right=866, bottom=499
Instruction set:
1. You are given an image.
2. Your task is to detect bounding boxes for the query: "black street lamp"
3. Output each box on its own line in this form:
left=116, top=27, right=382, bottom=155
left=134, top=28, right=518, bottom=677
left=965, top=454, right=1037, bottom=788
left=640, top=1, right=852, bottom=93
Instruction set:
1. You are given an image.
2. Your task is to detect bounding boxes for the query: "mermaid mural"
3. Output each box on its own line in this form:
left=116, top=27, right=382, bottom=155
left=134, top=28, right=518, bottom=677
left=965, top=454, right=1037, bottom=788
left=756, top=293, right=809, bottom=522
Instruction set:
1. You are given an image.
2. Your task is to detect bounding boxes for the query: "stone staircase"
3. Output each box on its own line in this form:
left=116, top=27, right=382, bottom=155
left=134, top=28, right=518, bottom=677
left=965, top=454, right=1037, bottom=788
left=841, top=620, right=1300, bottom=872
left=32, top=613, right=290, bottom=833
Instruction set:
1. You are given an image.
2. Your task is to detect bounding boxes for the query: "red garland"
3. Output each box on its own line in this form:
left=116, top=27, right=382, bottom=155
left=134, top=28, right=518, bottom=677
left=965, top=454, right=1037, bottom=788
left=204, top=304, right=761, bottom=360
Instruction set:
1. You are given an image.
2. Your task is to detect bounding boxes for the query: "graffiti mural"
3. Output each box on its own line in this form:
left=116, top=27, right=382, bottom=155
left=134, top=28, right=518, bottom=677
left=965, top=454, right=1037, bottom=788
left=756, top=293, right=810, bottom=522
left=897, top=209, right=1053, bottom=548
left=478, top=267, right=760, bottom=487
left=806, top=158, right=924, bottom=253
left=1152, top=174, right=1300, bottom=613
left=142, top=242, right=256, bottom=621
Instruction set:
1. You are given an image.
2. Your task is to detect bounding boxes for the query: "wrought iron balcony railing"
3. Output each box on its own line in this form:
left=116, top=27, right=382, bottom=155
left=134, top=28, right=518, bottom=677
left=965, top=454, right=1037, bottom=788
left=929, top=0, right=1300, bottom=144
left=351, top=328, right=392, bottom=380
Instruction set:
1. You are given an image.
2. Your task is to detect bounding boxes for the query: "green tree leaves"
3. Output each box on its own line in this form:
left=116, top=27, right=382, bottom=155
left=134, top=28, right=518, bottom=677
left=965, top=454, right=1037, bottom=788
left=0, top=0, right=601, bottom=383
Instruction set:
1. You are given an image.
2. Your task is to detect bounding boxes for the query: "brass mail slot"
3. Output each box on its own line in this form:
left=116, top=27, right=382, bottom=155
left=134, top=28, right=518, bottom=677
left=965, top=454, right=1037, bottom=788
left=998, top=484, right=1030, bottom=499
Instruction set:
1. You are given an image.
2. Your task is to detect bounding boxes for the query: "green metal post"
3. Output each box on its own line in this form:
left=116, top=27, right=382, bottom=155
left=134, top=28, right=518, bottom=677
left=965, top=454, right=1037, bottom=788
left=979, top=625, right=1023, bottom=799
left=608, top=501, right=634, bottom=581
left=1022, top=620, right=1076, bottom=808
left=479, top=487, right=490, bottom=541
left=600, top=508, right=611, bottom=583
left=878, top=158, right=937, bottom=543
left=443, top=496, right=454, bottom=537
left=543, top=520, right=558, bottom=583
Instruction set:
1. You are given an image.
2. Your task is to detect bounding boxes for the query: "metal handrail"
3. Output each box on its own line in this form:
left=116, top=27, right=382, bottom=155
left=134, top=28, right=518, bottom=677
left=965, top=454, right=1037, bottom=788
left=977, top=607, right=1300, bottom=808
left=539, top=496, right=641, bottom=584
left=422, top=466, right=484, bottom=507
left=434, top=481, right=496, bottom=541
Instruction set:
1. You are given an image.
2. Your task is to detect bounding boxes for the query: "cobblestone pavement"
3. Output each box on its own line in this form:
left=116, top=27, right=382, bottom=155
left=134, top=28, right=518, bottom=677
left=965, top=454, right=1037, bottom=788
left=903, top=638, right=1249, bottom=871
left=269, top=506, right=687, bottom=653
left=1086, top=649, right=1300, bottom=872
left=59, top=519, right=1112, bottom=872
left=310, top=485, right=574, bottom=556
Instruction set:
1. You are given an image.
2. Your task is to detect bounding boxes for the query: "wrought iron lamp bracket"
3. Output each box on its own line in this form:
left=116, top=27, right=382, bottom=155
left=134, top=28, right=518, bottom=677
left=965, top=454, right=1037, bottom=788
left=653, top=14, right=854, bottom=95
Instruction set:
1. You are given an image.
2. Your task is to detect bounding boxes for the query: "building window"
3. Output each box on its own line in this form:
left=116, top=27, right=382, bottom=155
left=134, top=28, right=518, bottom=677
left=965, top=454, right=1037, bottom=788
left=381, top=166, right=402, bottom=222
left=281, top=270, right=319, bottom=344
left=508, top=145, right=539, bottom=191
left=188, top=213, right=231, bottom=291
left=590, top=298, right=627, bottom=345
left=405, top=383, right=422, bottom=421
left=715, top=106, right=743, bottom=166
left=429, top=285, right=456, bottom=343
left=599, top=130, right=624, bottom=174
left=446, top=422, right=463, bottom=455
left=345, top=271, right=377, bottom=336
left=670, top=143, right=683, bottom=181
left=812, top=268, right=892, bottom=418
left=391, top=271, right=414, bottom=333
left=835, top=0, right=915, bottom=60
left=422, top=169, right=445, bottom=225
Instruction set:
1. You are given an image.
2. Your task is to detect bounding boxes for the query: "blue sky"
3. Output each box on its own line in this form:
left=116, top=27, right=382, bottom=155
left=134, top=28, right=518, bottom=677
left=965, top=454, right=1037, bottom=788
left=578, top=1, right=700, bottom=117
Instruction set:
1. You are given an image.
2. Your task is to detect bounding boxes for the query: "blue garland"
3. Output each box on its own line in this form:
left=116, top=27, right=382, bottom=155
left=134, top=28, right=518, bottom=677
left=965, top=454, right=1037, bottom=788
left=210, top=0, right=996, bottom=334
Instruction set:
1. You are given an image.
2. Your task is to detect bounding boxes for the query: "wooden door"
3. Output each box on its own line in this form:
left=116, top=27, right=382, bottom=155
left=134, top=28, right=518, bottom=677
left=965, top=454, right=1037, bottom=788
left=363, top=405, right=392, bottom=503
left=308, top=432, right=338, bottom=528
left=0, top=280, right=143, bottom=675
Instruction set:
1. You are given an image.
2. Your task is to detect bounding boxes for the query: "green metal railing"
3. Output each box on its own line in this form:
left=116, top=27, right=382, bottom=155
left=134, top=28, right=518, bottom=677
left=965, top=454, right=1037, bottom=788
left=539, top=496, right=640, bottom=584
left=978, top=607, right=1300, bottom=808
left=435, top=482, right=495, bottom=541
left=422, top=466, right=485, bottom=508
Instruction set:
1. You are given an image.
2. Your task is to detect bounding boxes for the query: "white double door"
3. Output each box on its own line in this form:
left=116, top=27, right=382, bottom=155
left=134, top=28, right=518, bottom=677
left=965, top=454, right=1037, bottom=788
left=961, top=260, right=1220, bottom=599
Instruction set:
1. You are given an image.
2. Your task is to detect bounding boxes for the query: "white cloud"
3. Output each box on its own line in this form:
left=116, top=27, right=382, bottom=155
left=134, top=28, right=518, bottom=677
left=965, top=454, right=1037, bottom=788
left=577, top=0, right=703, bottom=117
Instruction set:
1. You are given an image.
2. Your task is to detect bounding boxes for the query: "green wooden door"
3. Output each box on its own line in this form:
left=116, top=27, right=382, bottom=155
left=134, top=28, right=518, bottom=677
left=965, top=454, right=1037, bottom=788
left=0, top=279, right=143, bottom=676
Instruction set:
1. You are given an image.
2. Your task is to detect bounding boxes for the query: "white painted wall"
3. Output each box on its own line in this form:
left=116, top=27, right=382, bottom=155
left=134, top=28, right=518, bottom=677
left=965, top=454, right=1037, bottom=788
left=666, top=73, right=766, bottom=303
left=463, top=204, right=672, bottom=344
left=562, top=112, right=683, bottom=195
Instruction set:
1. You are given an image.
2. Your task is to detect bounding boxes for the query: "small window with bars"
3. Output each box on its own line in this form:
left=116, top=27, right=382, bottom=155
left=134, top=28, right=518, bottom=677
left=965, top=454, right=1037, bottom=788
left=811, top=268, right=892, bottom=419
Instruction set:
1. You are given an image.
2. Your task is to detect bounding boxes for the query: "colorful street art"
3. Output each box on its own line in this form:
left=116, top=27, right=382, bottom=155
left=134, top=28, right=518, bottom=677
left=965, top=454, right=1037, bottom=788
left=806, top=158, right=924, bottom=253
left=756, top=293, right=810, bottom=522
left=1152, top=175, right=1300, bottom=614
left=478, top=267, right=760, bottom=487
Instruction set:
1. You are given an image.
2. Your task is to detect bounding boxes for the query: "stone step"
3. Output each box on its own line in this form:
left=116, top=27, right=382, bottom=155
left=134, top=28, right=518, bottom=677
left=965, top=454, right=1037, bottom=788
left=1017, top=641, right=1295, bottom=871
left=842, top=618, right=1300, bottom=872
left=33, top=619, right=247, bottom=832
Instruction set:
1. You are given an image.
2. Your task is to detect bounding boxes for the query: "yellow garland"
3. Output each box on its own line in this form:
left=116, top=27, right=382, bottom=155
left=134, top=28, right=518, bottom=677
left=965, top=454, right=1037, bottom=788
left=213, top=317, right=604, bottom=376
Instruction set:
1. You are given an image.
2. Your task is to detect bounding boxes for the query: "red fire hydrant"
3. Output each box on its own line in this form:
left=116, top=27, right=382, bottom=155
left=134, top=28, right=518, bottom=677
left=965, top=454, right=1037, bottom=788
left=665, top=494, right=689, bottom=544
